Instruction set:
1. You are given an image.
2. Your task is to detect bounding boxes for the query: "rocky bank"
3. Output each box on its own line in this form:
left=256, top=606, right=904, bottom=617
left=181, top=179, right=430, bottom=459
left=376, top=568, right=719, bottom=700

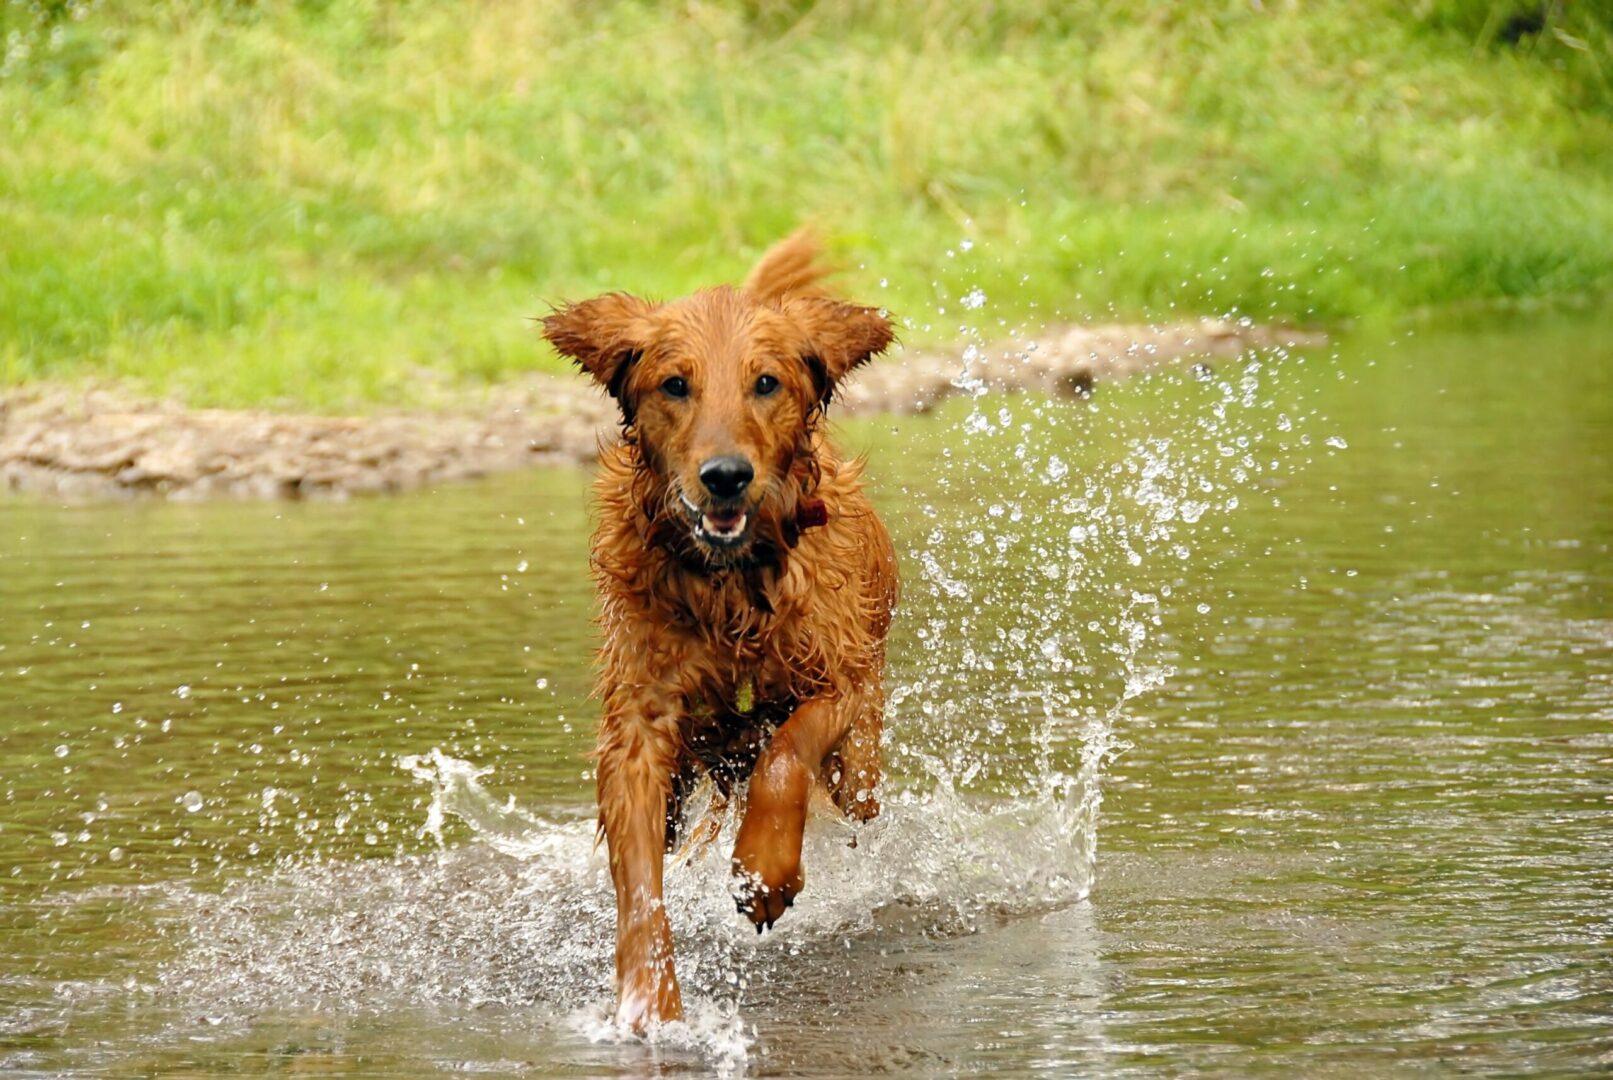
left=0, top=320, right=1323, bottom=501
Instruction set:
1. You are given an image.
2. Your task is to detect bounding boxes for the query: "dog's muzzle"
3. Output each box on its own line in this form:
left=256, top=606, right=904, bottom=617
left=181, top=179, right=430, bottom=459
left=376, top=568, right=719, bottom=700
left=680, top=491, right=752, bottom=549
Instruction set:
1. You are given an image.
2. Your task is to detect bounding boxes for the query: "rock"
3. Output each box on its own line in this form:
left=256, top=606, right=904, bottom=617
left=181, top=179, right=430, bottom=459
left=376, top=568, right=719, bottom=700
left=0, top=320, right=1324, bottom=501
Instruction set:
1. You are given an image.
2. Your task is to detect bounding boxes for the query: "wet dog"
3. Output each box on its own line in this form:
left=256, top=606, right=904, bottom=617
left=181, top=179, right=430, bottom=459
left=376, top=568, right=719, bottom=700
left=542, top=230, right=898, bottom=1030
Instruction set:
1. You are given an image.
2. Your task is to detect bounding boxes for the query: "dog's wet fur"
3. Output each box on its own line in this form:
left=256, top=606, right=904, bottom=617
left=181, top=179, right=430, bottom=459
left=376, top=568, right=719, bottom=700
left=542, top=230, right=898, bottom=1030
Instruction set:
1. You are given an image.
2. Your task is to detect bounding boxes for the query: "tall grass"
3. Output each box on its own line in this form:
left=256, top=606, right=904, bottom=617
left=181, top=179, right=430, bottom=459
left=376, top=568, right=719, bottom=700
left=2, top=0, right=1611, bottom=408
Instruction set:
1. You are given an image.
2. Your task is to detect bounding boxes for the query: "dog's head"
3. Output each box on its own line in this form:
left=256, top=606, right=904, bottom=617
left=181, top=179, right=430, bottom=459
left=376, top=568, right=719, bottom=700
left=544, top=274, right=892, bottom=562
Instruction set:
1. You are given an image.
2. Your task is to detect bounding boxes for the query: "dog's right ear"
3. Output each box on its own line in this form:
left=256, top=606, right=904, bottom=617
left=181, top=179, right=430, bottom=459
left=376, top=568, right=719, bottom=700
left=542, top=293, right=659, bottom=401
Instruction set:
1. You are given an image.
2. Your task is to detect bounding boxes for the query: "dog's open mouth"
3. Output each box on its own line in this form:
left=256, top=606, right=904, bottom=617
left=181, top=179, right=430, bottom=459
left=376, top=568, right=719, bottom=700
left=680, top=492, right=752, bottom=549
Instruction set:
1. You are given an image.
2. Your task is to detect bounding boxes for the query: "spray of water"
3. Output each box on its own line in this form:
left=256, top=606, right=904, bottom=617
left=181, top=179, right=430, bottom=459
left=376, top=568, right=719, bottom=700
left=884, top=251, right=1301, bottom=899
left=157, top=240, right=1314, bottom=1070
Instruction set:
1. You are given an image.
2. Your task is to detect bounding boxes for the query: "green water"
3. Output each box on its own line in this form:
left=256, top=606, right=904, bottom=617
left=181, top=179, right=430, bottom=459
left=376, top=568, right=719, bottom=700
left=2, top=313, right=1610, bottom=1076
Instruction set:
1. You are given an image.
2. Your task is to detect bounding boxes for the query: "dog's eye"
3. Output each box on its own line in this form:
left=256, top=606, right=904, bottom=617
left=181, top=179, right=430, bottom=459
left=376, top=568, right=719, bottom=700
left=661, top=376, right=690, bottom=399
left=754, top=374, right=780, bottom=397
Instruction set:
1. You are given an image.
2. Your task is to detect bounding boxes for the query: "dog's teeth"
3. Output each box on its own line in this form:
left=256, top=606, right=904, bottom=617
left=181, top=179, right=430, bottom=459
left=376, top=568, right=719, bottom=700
left=699, top=512, right=747, bottom=539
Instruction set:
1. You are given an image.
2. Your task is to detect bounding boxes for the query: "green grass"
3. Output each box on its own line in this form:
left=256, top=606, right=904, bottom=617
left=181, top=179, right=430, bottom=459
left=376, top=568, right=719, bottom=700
left=2, top=0, right=1612, bottom=409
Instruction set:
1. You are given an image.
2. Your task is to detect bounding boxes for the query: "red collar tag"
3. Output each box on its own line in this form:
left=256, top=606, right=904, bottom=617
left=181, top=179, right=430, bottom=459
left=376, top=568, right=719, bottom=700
left=796, top=499, right=829, bottom=531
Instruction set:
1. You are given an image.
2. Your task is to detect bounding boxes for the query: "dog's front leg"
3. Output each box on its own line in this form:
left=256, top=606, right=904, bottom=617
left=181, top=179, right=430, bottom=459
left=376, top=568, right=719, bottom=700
left=596, top=692, right=683, bottom=1031
left=731, top=692, right=863, bottom=929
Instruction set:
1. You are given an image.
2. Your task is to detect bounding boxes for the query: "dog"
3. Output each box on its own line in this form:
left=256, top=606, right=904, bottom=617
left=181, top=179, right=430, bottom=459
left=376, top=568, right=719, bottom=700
left=542, top=230, right=898, bottom=1031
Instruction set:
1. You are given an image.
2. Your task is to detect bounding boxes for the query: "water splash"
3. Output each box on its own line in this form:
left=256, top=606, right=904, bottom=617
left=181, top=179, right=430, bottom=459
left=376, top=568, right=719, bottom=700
left=160, top=748, right=1112, bottom=1072
left=892, top=273, right=1302, bottom=893
left=155, top=247, right=1312, bottom=1072
left=569, top=998, right=754, bottom=1077
left=399, top=747, right=572, bottom=860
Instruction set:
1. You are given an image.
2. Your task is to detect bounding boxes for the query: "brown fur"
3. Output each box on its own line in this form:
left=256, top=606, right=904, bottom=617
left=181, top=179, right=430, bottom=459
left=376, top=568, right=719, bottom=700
left=542, top=229, right=898, bottom=1030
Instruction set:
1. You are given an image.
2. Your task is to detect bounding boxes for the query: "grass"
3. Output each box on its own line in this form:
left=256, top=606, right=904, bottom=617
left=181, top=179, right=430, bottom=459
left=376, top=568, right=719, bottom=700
left=2, top=0, right=1612, bottom=410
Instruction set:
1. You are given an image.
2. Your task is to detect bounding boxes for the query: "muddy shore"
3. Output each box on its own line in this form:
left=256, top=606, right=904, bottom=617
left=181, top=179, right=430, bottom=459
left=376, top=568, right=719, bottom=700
left=0, top=320, right=1323, bottom=501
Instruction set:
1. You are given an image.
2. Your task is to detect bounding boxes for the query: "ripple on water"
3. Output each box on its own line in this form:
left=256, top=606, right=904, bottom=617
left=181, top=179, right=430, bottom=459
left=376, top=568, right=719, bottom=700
left=152, top=750, right=1109, bottom=1068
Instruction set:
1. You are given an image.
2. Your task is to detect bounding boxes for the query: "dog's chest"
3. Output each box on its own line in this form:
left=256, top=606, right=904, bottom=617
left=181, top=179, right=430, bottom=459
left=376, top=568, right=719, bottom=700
left=679, top=666, right=797, bottom=785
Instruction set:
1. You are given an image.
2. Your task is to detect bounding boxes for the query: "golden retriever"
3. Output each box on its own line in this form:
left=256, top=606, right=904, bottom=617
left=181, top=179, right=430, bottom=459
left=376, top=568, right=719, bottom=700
left=542, top=230, right=898, bottom=1029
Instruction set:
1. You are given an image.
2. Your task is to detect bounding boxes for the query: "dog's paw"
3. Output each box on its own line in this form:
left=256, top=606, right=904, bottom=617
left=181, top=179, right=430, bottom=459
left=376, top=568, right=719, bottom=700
left=834, top=783, right=880, bottom=824
left=730, top=858, right=803, bottom=931
left=730, top=745, right=810, bottom=930
left=615, top=966, right=683, bottom=1034
left=825, top=751, right=882, bottom=825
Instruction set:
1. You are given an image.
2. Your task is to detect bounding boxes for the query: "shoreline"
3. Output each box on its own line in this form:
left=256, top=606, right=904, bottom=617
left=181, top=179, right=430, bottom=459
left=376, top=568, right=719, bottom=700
left=0, top=320, right=1323, bottom=502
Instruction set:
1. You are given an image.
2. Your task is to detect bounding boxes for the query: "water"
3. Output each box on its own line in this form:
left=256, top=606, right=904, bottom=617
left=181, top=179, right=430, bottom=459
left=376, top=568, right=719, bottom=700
left=3, top=313, right=1611, bottom=1076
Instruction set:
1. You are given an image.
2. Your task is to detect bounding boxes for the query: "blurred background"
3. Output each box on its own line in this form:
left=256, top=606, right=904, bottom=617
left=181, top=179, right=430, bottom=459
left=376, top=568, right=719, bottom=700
left=2, top=0, right=1611, bottom=409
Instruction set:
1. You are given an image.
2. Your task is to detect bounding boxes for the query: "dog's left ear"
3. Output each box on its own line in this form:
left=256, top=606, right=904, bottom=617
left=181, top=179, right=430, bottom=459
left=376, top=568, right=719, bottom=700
left=542, top=293, right=659, bottom=401
left=781, top=297, right=896, bottom=406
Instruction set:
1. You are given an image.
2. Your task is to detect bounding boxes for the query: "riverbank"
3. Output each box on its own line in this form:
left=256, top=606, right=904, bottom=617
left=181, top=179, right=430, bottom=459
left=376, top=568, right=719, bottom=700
left=0, top=320, right=1320, bottom=500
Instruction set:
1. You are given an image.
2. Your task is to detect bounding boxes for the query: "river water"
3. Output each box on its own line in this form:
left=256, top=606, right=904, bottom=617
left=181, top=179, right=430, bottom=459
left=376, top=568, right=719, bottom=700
left=2, top=313, right=1610, bottom=1076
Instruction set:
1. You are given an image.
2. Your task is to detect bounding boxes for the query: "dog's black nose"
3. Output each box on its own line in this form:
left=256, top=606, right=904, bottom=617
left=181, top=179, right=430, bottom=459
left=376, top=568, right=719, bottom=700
left=699, top=456, right=754, bottom=499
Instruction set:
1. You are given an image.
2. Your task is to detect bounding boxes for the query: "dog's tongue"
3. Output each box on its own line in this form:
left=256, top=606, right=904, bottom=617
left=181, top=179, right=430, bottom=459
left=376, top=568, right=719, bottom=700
left=705, top=508, right=744, bottom=530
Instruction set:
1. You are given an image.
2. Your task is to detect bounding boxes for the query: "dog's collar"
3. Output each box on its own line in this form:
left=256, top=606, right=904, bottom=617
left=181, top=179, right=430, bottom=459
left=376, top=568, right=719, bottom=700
left=776, top=497, right=829, bottom=553
left=795, top=498, right=829, bottom=532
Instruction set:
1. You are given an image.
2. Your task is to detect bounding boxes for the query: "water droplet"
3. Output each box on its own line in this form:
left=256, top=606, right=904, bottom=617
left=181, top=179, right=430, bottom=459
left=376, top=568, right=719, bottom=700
left=54, top=744, right=69, bottom=758
left=180, top=791, right=204, bottom=813
left=108, top=846, right=125, bottom=862
left=1326, top=436, right=1348, bottom=450
left=174, top=684, right=192, bottom=699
